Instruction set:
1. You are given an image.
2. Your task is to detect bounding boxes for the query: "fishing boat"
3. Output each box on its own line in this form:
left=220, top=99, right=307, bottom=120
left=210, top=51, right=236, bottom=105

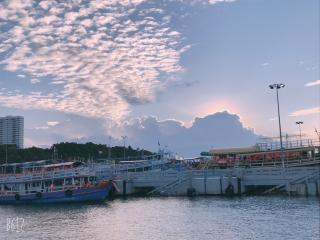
left=0, top=161, right=113, bottom=203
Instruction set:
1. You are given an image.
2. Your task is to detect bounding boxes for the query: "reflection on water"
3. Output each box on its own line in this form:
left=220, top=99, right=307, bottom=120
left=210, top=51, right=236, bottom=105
left=1, top=196, right=319, bottom=240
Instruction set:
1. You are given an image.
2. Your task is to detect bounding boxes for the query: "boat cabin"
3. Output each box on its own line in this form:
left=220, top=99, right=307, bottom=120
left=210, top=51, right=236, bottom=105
left=206, top=141, right=319, bottom=167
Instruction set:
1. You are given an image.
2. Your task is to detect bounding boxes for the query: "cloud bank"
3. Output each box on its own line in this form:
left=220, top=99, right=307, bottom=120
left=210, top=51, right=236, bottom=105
left=26, top=111, right=259, bottom=156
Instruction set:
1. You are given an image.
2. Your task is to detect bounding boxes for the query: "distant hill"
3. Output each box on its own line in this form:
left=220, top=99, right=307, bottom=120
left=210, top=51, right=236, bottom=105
left=0, top=142, right=153, bottom=164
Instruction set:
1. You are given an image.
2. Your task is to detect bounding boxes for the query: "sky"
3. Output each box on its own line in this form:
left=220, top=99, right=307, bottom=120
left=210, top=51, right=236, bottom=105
left=0, top=0, right=319, bottom=156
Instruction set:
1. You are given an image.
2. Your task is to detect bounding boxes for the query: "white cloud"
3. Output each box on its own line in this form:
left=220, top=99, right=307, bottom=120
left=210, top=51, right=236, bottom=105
left=0, top=0, right=184, bottom=121
left=30, top=78, right=40, bottom=84
left=289, top=107, right=320, bottom=117
left=189, top=0, right=236, bottom=4
left=0, top=0, right=235, bottom=122
left=39, top=1, right=52, bottom=10
left=17, top=74, right=26, bottom=78
left=34, top=126, right=49, bottom=130
left=305, top=80, right=320, bottom=87
left=261, top=62, right=270, bottom=67
left=268, top=117, right=277, bottom=121
left=47, top=121, right=60, bottom=126
left=25, top=111, right=258, bottom=156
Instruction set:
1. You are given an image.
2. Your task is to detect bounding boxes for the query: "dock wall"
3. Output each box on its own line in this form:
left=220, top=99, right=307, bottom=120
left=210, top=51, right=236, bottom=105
left=105, top=166, right=320, bottom=197
left=166, top=177, right=243, bottom=196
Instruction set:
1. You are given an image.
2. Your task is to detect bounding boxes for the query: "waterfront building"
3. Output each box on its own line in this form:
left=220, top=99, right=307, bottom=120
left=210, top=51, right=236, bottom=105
left=0, top=116, right=24, bottom=149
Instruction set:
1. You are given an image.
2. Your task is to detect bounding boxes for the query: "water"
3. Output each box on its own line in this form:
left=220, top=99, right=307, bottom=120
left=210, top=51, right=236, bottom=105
left=1, top=196, right=319, bottom=240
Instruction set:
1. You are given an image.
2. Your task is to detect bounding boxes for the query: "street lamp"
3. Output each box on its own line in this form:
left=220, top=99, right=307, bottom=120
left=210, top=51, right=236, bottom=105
left=295, top=121, right=303, bottom=146
left=269, top=83, right=285, bottom=167
left=121, top=135, right=127, bottom=160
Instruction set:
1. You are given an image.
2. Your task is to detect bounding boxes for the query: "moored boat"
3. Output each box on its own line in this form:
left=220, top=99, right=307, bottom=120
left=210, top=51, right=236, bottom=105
left=0, top=161, right=113, bottom=204
left=200, top=138, right=320, bottom=168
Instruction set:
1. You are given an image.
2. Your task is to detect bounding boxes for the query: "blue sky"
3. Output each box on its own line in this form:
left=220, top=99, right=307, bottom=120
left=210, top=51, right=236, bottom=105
left=0, top=0, right=319, bottom=155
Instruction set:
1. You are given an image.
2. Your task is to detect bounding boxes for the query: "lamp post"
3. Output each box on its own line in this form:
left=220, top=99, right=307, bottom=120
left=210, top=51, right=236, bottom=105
left=295, top=121, right=303, bottom=146
left=269, top=83, right=285, bottom=167
left=121, top=135, right=127, bottom=160
left=5, top=121, right=8, bottom=165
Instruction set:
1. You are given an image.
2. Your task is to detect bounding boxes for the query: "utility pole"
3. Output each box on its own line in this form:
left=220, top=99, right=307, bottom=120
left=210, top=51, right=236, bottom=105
left=5, top=124, right=8, bottom=165
left=108, top=136, right=112, bottom=160
left=121, top=135, right=127, bottom=160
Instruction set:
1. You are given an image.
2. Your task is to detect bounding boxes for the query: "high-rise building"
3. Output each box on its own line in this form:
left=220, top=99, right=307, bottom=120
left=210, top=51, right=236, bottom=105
left=0, top=116, right=24, bottom=149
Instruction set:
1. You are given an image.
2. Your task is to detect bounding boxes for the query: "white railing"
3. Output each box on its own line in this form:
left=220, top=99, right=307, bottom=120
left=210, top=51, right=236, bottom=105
left=257, top=138, right=319, bottom=151
left=236, top=155, right=320, bottom=168
left=0, top=166, right=94, bottom=184
left=0, top=184, right=95, bottom=195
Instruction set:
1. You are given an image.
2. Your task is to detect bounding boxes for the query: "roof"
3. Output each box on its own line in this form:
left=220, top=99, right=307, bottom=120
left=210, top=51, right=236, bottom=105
left=210, top=146, right=260, bottom=154
left=119, top=160, right=148, bottom=164
left=0, top=160, right=50, bottom=168
left=41, top=162, right=75, bottom=168
left=209, top=145, right=317, bottom=155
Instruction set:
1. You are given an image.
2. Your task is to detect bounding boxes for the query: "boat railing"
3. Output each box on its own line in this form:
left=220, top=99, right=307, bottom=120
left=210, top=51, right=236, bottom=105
left=96, top=154, right=163, bottom=162
left=206, top=152, right=320, bottom=169
left=235, top=153, right=320, bottom=168
left=0, top=166, right=94, bottom=184
left=0, top=183, right=100, bottom=195
left=95, top=158, right=170, bottom=174
left=257, top=138, right=319, bottom=151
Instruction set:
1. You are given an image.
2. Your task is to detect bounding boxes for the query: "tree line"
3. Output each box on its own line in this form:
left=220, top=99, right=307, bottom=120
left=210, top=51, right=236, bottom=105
left=0, top=142, right=153, bottom=164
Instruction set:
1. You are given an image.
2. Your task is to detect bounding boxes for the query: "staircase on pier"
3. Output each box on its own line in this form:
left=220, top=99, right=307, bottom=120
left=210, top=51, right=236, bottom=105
left=147, top=174, right=189, bottom=196
left=262, top=168, right=320, bottom=195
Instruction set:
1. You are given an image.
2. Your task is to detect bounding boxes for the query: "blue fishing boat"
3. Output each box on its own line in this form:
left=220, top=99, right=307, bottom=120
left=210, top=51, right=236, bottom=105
left=0, top=161, right=113, bottom=203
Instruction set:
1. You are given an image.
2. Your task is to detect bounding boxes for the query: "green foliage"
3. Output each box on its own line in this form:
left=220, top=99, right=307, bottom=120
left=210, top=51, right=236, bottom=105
left=0, top=142, right=153, bottom=164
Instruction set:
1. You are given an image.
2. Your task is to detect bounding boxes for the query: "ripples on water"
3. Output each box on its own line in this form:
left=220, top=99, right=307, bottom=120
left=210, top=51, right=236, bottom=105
left=1, top=196, right=319, bottom=240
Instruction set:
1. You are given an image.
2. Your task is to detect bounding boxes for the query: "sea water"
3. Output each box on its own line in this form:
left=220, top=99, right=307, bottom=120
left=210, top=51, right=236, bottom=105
left=1, top=196, right=319, bottom=240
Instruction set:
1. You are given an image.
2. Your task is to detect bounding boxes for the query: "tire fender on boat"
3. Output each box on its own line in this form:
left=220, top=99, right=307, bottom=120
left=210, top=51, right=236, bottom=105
left=36, top=192, right=42, bottom=198
left=65, top=189, right=73, bottom=197
left=15, top=193, right=20, bottom=201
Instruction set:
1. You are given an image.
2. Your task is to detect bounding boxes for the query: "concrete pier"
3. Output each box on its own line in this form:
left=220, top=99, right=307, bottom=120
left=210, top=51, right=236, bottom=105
left=106, top=165, right=320, bottom=197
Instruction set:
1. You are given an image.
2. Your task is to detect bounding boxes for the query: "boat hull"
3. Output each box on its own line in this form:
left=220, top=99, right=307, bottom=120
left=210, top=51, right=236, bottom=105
left=0, top=183, right=113, bottom=204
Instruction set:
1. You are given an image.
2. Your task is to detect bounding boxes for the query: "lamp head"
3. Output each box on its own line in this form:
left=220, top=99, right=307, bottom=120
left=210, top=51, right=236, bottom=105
left=269, top=83, right=285, bottom=89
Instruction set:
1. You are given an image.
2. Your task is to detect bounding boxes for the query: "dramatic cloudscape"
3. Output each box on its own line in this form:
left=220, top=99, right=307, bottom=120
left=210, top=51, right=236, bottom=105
left=0, top=0, right=319, bottom=155
left=24, top=111, right=260, bottom=156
